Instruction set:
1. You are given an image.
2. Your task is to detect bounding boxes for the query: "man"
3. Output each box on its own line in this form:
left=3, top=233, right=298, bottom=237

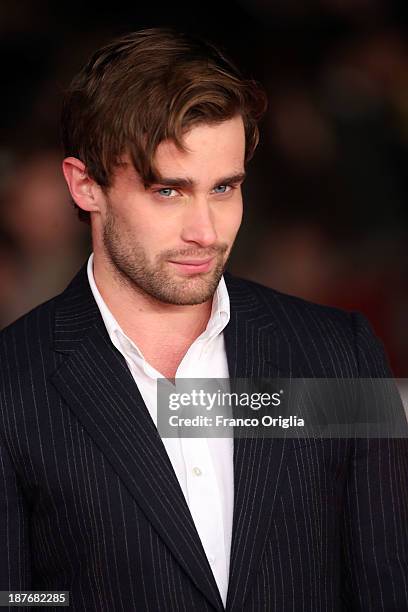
left=0, top=28, right=407, bottom=612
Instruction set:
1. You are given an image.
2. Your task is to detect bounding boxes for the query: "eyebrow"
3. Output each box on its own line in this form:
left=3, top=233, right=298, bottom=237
left=150, top=172, right=247, bottom=190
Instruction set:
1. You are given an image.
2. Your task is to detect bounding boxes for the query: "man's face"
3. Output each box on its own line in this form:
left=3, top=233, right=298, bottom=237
left=99, top=115, right=245, bottom=305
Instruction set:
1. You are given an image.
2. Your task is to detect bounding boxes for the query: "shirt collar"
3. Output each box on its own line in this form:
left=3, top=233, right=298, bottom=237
left=87, top=252, right=230, bottom=350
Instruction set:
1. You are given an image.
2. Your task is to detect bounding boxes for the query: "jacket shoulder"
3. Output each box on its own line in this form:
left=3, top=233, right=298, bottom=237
left=0, top=294, right=64, bottom=388
left=0, top=293, right=59, bottom=346
left=225, top=273, right=391, bottom=377
left=225, top=272, right=353, bottom=329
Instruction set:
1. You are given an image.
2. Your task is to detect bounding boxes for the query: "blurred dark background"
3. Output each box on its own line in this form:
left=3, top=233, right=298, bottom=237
left=1, top=0, right=408, bottom=374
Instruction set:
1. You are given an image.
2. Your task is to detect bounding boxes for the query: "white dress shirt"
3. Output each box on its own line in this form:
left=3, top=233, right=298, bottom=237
left=87, top=253, right=233, bottom=607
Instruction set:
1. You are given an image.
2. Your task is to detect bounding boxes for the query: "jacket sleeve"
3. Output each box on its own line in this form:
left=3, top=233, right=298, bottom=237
left=340, top=312, right=408, bottom=611
left=0, top=436, right=32, bottom=592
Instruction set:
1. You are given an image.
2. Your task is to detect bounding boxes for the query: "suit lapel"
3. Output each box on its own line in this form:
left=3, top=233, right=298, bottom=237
left=51, top=265, right=224, bottom=612
left=223, top=274, right=293, bottom=610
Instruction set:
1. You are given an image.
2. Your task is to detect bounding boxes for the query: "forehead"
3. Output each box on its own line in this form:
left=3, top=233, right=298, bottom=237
left=154, top=116, right=246, bottom=179
left=114, top=116, right=246, bottom=190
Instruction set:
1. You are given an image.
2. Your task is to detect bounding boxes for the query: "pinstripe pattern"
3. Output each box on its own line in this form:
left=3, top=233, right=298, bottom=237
left=0, top=264, right=407, bottom=611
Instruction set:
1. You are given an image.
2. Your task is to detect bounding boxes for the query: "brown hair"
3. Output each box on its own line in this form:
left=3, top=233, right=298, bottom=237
left=61, top=28, right=267, bottom=222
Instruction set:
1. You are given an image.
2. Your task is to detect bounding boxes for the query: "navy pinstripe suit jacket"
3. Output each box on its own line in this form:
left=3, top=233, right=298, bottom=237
left=0, top=264, right=407, bottom=611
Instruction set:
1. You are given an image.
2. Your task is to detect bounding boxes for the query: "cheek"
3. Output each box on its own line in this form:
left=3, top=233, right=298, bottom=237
left=128, top=214, right=178, bottom=252
left=220, top=200, right=243, bottom=239
left=111, top=203, right=167, bottom=239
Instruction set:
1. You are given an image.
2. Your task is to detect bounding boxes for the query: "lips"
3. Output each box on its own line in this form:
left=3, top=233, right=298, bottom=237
left=169, top=258, right=213, bottom=265
left=168, top=257, right=215, bottom=274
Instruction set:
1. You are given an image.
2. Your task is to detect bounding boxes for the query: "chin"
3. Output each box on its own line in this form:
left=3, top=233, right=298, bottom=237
left=156, top=276, right=219, bottom=306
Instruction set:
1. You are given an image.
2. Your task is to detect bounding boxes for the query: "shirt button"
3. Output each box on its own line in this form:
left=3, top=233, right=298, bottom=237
left=192, top=467, right=202, bottom=476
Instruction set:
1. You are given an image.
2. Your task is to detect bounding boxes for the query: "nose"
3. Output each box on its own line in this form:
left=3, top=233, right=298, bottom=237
left=180, top=196, right=217, bottom=247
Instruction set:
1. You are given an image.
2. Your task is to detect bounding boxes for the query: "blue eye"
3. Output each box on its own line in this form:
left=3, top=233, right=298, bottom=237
left=158, top=188, right=176, bottom=197
left=213, top=185, right=230, bottom=194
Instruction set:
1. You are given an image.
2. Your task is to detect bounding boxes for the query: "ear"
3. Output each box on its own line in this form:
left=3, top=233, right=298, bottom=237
left=62, top=157, right=101, bottom=214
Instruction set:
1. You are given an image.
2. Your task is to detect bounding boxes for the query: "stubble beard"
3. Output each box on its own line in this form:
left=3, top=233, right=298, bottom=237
left=102, top=207, right=231, bottom=306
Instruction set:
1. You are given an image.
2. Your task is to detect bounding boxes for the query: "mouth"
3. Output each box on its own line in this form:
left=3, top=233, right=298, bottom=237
left=167, top=257, right=215, bottom=274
